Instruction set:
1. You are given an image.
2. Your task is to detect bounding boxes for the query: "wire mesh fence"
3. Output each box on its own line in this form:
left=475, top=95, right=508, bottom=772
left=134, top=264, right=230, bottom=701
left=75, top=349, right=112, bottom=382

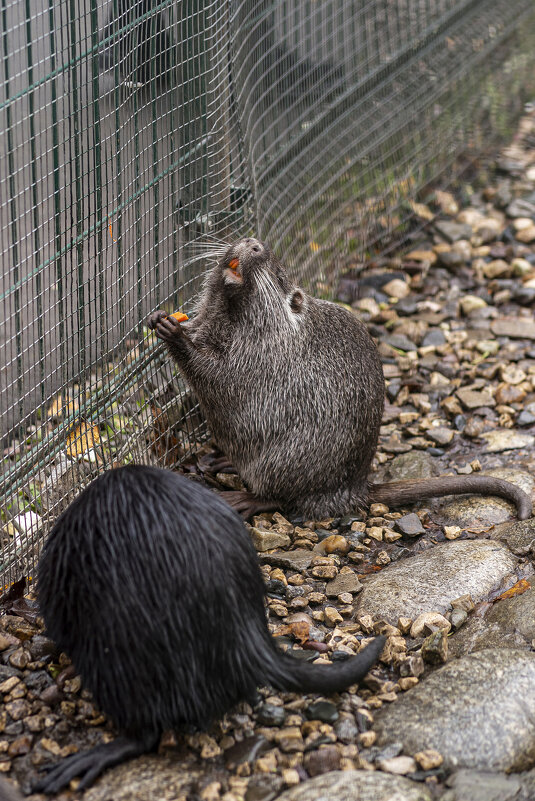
left=2, top=0, right=535, bottom=586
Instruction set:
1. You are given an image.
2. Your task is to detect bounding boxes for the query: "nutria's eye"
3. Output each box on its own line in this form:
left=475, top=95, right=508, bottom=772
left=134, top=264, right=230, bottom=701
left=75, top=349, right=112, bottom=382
left=252, top=245, right=260, bottom=253
left=289, top=290, right=304, bottom=313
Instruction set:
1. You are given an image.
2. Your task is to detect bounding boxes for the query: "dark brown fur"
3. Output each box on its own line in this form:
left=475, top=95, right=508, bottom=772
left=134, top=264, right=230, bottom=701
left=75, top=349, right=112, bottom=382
left=149, top=237, right=532, bottom=521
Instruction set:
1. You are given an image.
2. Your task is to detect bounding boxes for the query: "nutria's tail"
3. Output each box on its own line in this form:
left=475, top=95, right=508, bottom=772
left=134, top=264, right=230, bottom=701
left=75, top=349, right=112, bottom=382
left=369, top=476, right=532, bottom=521
left=263, top=635, right=385, bottom=694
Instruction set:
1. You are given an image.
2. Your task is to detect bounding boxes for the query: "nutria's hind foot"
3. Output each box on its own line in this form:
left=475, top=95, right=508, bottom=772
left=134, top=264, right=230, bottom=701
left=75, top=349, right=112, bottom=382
left=147, top=310, right=183, bottom=344
left=220, top=490, right=278, bottom=520
left=33, top=735, right=157, bottom=794
left=198, top=452, right=237, bottom=475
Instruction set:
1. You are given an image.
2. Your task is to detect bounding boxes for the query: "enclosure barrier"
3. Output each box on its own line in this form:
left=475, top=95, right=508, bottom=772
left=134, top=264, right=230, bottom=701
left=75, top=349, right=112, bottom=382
left=2, top=0, right=535, bottom=585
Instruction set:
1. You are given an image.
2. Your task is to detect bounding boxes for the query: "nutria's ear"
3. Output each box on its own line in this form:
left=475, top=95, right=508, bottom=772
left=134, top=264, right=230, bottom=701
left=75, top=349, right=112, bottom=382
left=289, top=290, right=305, bottom=313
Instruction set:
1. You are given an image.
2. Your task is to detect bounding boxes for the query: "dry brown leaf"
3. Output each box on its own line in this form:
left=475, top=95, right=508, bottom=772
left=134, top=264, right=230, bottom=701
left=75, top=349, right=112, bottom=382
left=66, top=420, right=100, bottom=458
left=497, top=579, right=530, bottom=600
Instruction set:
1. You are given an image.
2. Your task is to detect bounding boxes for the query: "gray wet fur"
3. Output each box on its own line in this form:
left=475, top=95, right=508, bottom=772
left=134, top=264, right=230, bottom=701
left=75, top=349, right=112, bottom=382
left=149, top=237, right=532, bottom=520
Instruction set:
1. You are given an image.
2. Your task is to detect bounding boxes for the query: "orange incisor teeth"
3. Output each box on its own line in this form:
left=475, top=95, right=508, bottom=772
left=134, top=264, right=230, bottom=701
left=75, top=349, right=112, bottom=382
left=169, top=312, right=189, bottom=322
left=228, top=258, right=239, bottom=270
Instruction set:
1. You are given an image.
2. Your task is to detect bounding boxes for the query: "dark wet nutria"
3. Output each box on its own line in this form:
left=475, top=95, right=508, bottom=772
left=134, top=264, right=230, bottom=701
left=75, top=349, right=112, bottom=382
left=148, top=237, right=532, bottom=521
left=34, top=465, right=384, bottom=793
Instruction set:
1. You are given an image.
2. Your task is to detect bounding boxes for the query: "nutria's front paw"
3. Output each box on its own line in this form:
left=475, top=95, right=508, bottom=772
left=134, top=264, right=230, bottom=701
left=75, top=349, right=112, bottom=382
left=147, top=310, right=183, bottom=343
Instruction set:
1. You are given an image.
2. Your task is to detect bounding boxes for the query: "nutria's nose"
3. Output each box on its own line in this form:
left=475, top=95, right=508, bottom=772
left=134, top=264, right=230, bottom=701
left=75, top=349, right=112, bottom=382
left=241, top=237, right=263, bottom=254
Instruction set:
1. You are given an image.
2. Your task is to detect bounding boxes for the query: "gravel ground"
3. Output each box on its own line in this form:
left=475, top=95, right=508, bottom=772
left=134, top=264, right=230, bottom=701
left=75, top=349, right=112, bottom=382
left=4, top=113, right=535, bottom=801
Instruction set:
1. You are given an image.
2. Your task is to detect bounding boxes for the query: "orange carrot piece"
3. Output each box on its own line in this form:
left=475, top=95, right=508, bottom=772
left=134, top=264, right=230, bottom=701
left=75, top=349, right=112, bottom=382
left=169, top=312, right=189, bottom=322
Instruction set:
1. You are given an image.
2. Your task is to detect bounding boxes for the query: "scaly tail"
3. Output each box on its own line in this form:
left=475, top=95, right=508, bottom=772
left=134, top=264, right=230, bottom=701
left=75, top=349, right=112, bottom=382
left=369, top=476, right=532, bottom=521
left=263, top=635, right=385, bottom=694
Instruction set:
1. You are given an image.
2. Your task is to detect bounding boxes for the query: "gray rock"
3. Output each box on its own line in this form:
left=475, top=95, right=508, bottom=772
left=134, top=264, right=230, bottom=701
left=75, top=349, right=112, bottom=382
left=356, top=540, right=517, bottom=624
left=383, top=334, right=417, bottom=352
left=246, top=775, right=284, bottom=801
left=517, top=410, right=535, bottom=426
left=325, top=571, right=362, bottom=597
left=250, top=527, right=292, bottom=552
left=482, top=430, right=535, bottom=453
left=491, top=319, right=535, bottom=340
left=435, top=221, right=473, bottom=242
left=395, top=513, right=425, bottom=537
left=84, top=756, right=201, bottom=801
left=275, top=770, right=432, bottom=801
left=334, top=713, right=360, bottom=743
left=256, top=703, right=286, bottom=727
left=378, top=451, right=436, bottom=482
left=434, top=468, right=534, bottom=527
left=374, top=649, right=535, bottom=772
left=442, top=769, right=522, bottom=801
left=305, top=700, right=339, bottom=724
left=259, top=549, right=314, bottom=571
left=436, top=250, right=466, bottom=270
left=456, top=386, right=495, bottom=409
left=493, top=518, right=535, bottom=556
left=450, top=588, right=535, bottom=657
left=506, top=198, right=535, bottom=218
left=426, top=427, right=454, bottom=446
left=422, top=328, right=447, bottom=347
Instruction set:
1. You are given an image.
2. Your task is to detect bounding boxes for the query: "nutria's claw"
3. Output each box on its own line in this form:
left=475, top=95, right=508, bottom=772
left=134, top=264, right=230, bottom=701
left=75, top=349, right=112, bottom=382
left=220, top=490, right=278, bottom=520
left=198, top=452, right=237, bottom=475
left=148, top=310, right=182, bottom=343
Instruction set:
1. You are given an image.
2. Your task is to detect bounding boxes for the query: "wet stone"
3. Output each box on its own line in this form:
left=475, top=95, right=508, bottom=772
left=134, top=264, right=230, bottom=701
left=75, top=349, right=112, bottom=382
left=375, top=649, right=535, bottom=771
left=395, top=513, right=425, bottom=537
left=421, top=630, right=448, bottom=664
left=437, top=250, right=466, bottom=270
left=225, top=735, right=271, bottom=769
left=275, top=770, right=432, bottom=801
left=260, top=550, right=314, bottom=572
left=250, top=528, right=291, bottom=552
left=518, top=411, right=535, bottom=426
left=256, top=704, right=286, bottom=727
left=272, top=726, right=304, bottom=753
left=482, top=430, right=535, bottom=452
left=394, top=298, right=419, bottom=316
left=325, top=570, right=362, bottom=597
left=436, top=468, right=534, bottom=528
left=456, top=386, right=495, bottom=409
left=507, top=198, right=535, bottom=218
left=383, top=334, right=417, bottom=352
left=450, top=588, right=535, bottom=657
left=356, top=540, right=517, bottom=624
left=491, top=319, right=535, bottom=339
left=493, top=518, right=535, bottom=556
left=435, top=221, right=473, bottom=242
left=305, top=700, right=339, bottom=724
left=442, top=769, right=522, bottom=801
left=426, top=427, right=454, bottom=446
left=265, top=580, right=286, bottom=599
left=79, top=755, right=203, bottom=801
left=303, top=745, right=342, bottom=777
left=378, top=755, right=417, bottom=775
left=334, top=714, right=359, bottom=743
left=245, top=775, right=284, bottom=801
left=378, top=451, right=436, bottom=482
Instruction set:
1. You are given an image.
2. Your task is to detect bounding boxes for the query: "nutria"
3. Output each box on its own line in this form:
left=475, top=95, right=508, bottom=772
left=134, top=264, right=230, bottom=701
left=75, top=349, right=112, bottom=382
left=34, top=466, right=384, bottom=793
left=148, top=237, right=532, bottom=521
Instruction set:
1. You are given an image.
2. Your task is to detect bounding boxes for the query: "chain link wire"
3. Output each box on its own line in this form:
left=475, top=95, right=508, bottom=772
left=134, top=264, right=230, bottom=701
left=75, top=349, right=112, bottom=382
left=2, top=0, right=535, bottom=586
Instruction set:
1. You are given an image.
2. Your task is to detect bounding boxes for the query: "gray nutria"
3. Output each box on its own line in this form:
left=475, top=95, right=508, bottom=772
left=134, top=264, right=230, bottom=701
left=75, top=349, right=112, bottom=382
left=148, top=237, right=532, bottom=521
left=34, top=466, right=384, bottom=793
